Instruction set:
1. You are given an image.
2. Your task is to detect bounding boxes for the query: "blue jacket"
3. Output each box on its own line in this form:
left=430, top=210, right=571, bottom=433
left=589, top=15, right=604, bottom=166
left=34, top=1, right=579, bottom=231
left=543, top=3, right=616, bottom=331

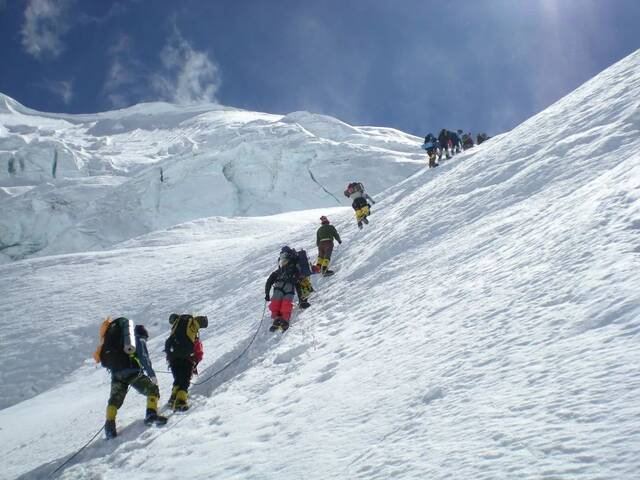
left=423, top=139, right=439, bottom=150
left=112, top=334, right=156, bottom=380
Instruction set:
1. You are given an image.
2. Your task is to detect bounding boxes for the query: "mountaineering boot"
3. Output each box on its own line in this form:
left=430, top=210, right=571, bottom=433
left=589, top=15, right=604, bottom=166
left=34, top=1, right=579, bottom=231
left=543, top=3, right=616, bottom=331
left=167, top=386, right=179, bottom=409
left=270, top=318, right=286, bottom=332
left=299, top=300, right=310, bottom=309
left=173, top=389, right=189, bottom=411
left=280, top=320, right=290, bottom=331
left=358, top=221, right=363, bottom=229
left=300, top=277, right=314, bottom=299
left=323, top=270, right=335, bottom=277
left=362, top=217, right=369, bottom=224
left=144, top=408, right=168, bottom=426
left=105, top=420, right=117, bottom=439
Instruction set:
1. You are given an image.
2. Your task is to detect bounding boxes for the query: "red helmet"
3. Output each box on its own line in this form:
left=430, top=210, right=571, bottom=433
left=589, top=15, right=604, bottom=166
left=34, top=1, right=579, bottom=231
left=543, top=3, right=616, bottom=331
left=320, top=215, right=329, bottom=224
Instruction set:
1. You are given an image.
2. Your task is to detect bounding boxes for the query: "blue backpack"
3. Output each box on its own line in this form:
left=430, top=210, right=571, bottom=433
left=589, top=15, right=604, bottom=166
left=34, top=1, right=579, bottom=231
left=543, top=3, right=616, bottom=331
left=297, top=249, right=312, bottom=277
left=279, top=246, right=311, bottom=277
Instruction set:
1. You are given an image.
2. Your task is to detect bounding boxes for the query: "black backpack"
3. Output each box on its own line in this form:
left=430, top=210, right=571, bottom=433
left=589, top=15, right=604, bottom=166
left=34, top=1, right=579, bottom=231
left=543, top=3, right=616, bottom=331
left=100, top=317, right=135, bottom=371
left=165, top=314, right=208, bottom=360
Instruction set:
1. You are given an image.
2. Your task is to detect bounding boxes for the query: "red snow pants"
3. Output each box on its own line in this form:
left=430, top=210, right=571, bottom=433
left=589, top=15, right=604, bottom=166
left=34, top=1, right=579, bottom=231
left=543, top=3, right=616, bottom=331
left=269, top=298, right=294, bottom=321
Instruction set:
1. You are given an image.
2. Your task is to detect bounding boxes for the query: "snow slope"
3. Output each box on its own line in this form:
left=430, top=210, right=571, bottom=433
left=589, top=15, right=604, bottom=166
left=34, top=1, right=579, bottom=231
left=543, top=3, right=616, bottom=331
left=0, top=96, right=424, bottom=262
left=1, top=50, right=640, bottom=479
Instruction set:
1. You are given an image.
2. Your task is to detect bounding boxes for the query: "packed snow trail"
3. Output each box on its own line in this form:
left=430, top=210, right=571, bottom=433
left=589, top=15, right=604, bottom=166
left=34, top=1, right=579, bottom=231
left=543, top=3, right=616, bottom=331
left=23, top=221, right=350, bottom=480
left=2, top=50, right=640, bottom=479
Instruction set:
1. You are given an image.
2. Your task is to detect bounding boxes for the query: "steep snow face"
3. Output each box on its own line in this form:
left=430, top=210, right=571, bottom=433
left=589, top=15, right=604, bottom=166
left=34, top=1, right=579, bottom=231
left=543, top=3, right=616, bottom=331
left=2, top=50, right=640, bottom=480
left=0, top=99, right=424, bottom=262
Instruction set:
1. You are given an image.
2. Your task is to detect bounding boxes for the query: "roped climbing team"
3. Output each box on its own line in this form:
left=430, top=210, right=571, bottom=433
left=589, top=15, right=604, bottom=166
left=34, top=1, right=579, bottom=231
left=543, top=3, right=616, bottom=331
left=95, top=181, right=375, bottom=438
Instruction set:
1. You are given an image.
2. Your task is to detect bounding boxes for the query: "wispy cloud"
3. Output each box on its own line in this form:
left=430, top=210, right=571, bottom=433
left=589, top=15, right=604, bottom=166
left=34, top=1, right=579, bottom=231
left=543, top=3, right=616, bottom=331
left=45, top=79, right=74, bottom=104
left=151, top=26, right=221, bottom=104
left=21, top=0, right=74, bottom=59
left=78, top=1, right=128, bottom=25
left=103, top=34, right=147, bottom=108
left=102, top=26, right=221, bottom=108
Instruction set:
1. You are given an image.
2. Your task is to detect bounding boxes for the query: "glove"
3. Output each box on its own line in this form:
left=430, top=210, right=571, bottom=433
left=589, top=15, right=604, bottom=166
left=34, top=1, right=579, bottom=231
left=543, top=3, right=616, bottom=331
left=265, top=294, right=270, bottom=301
left=150, top=376, right=158, bottom=385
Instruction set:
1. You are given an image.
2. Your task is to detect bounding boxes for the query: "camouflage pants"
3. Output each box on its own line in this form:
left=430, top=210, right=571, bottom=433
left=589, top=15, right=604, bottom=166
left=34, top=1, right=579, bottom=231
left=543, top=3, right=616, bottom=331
left=108, top=372, right=159, bottom=409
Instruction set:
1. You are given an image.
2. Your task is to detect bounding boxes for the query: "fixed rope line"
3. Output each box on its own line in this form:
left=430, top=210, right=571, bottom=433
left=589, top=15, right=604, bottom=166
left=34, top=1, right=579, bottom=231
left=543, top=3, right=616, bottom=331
left=306, top=165, right=342, bottom=205
left=46, top=382, right=133, bottom=478
left=192, top=302, right=268, bottom=386
left=46, top=221, right=350, bottom=478
left=46, top=426, right=105, bottom=478
left=49, top=236, right=345, bottom=476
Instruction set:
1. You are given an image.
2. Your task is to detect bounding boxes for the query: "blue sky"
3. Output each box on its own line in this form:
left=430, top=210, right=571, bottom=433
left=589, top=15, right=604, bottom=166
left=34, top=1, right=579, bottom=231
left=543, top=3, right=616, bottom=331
left=0, top=0, right=638, bottom=136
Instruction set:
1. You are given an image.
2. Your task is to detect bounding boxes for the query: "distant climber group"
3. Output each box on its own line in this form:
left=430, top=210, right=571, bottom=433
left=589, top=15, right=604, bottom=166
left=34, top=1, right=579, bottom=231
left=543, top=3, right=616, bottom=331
left=94, top=180, right=377, bottom=439
left=422, top=128, right=490, bottom=168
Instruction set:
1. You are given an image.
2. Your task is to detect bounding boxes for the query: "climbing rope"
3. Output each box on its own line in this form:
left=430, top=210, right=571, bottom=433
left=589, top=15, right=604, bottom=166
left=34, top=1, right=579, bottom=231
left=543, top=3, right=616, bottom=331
left=44, top=213, right=354, bottom=478
left=46, top=223, right=349, bottom=477
left=45, top=303, right=267, bottom=477
left=46, top=426, right=105, bottom=478
left=192, top=302, right=268, bottom=386
left=45, top=381, right=138, bottom=479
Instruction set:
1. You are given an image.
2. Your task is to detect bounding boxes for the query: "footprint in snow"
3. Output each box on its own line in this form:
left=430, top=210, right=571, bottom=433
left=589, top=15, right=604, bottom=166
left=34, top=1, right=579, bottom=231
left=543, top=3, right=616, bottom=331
left=315, top=361, right=339, bottom=382
left=316, top=370, right=336, bottom=383
left=421, top=387, right=444, bottom=405
left=273, top=345, right=308, bottom=364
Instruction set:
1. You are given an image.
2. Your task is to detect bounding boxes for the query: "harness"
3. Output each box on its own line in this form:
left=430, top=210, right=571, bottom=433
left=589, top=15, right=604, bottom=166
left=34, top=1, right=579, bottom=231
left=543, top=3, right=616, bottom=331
left=273, top=266, right=297, bottom=296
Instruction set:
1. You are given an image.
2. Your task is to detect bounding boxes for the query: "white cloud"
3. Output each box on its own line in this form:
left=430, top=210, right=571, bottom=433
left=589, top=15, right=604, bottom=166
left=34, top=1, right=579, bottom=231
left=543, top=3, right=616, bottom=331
left=151, top=27, right=221, bottom=104
left=78, top=2, right=127, bottom=25
left=21, top=0, right=73, bottom=59
left=46, top=80, right=74, bottom=104
left=102, top=27, right=221, bottom=108
left=102, top=34, right=148, bottom=108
